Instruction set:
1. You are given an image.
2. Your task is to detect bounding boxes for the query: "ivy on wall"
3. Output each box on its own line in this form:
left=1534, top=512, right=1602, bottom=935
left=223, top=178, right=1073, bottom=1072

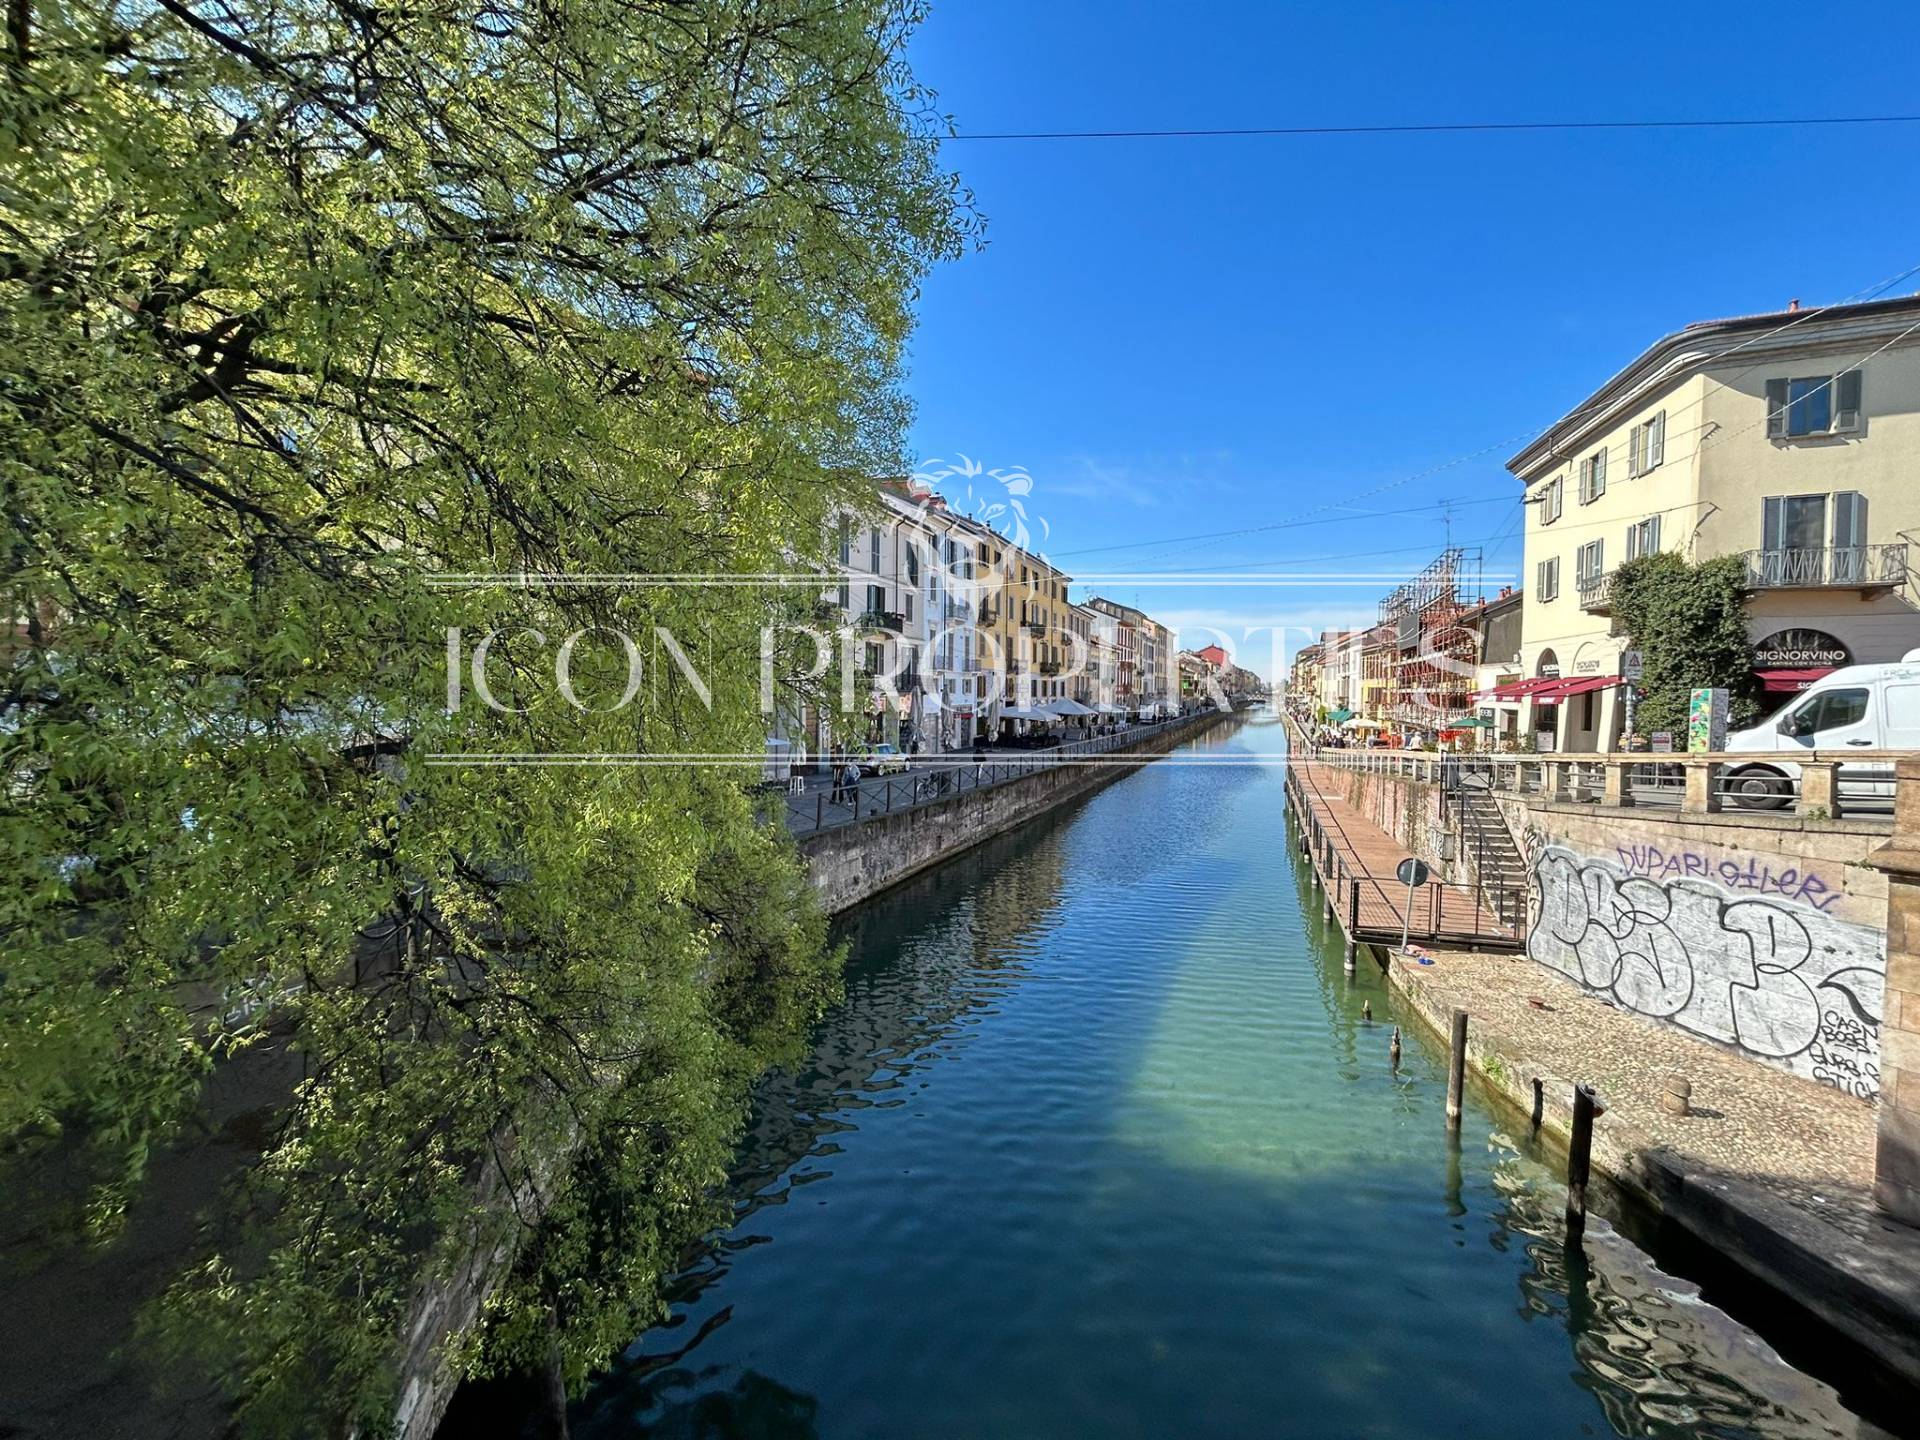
left=1609, top=553, right=1761, bottom=734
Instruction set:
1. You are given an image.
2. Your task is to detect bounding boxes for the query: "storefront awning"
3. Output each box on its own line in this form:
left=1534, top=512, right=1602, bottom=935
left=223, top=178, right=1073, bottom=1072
left=1044, top=699, right=1099, bottom=717
left=1326, top=708, right=1355, bottom=723
left=1758, top=667, right=1834, bottom=693
left=998, top=706, right=1054, bottom=722
left=1472, top=677, right=1560, bottom=703
left=1529, top=675, right=1619, bottom=702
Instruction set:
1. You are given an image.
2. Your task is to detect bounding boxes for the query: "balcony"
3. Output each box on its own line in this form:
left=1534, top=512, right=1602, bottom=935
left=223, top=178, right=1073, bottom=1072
left=943, top=598, right=971, bottom=619
left=1037, top=659, right=1062, bottom=676
left=856, top=609, right=906, bottom=633
left=1577, top=571, right=1615, bottom=613
left=1023, top=620, right=1048, bottom=637
left=1741, top=544, right=1908, bottom=592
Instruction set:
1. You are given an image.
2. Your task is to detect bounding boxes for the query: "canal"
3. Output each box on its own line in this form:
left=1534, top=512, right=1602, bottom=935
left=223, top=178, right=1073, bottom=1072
left=568, top=708, right=1875, bottom=1439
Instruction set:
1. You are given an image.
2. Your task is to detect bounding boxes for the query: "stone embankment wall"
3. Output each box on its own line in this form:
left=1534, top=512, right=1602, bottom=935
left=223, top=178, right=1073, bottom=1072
left=803, top=710, right=1233, bottom=914
left=1509, top=801, right=1891, bottom=1101
left=1305, top=744, right=1892, bottom=1102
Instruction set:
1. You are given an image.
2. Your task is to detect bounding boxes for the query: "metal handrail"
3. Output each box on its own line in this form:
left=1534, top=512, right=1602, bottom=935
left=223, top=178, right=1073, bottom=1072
left=1741, top=543, right=1907, bottom=589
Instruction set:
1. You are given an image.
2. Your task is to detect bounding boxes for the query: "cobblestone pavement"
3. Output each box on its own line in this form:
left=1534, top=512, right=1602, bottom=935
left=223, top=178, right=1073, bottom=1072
left=1399, top=947, right=1881, bottom=1236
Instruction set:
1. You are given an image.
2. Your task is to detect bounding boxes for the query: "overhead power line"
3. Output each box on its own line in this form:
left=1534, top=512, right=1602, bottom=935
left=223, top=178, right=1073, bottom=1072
left=944, top=114, right=1920, bottom=142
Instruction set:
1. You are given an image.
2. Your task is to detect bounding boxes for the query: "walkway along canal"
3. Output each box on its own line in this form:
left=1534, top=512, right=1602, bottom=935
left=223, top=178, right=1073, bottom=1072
left=466, top=706, right=1901, bottom=1438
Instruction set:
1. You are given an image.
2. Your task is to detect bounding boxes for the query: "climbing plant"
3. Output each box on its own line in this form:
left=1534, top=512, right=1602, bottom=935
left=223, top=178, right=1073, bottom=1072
left=1, top=0, right=973, bottom=1431
left=1608, top=552, right=1760, bottom=734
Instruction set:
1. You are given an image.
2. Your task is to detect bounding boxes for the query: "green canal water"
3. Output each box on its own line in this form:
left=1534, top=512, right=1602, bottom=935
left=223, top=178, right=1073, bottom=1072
left=568, top=709, right=1879, bottom=1440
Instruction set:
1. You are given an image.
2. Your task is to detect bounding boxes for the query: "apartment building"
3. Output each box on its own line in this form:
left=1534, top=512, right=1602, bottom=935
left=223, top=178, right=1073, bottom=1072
left=1508, top=294, right=1920, bottom=751
left=1085, top=597, right=1175, bottom=717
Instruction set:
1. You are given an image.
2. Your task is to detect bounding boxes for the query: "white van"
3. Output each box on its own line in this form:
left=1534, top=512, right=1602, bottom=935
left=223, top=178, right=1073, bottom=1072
left=1721, top=647, right=1920, bottom=807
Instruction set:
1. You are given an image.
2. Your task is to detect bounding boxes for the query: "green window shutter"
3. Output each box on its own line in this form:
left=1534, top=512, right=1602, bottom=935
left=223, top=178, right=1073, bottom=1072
left=1765, top=379, right=1788, bottom=438
left=1836, top=370, right=1863, bottom=431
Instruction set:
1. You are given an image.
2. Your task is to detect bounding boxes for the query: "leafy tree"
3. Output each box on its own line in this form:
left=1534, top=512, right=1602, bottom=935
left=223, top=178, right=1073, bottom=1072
left=1, top=0, right=972, bottom=1431
left=1608, top=552, right=1760, bottom=734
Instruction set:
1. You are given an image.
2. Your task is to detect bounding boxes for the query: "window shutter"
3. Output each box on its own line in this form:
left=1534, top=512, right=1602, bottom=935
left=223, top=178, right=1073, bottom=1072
left=1762, top=496, right=1783, bottom=552
left=1835, top=491, right=1867, bottom=548
left=1836, top=370, right=1863, bottom=431
left=1648, top=412, right=1665, bottom=468
left=1765, top=379, right=1788, bottom=438
left=1593, top=448, right=1606, bottom=493
left=1647, top=515, right=1660, bottom=555
left=1628, top=424, right=1644, bottom=476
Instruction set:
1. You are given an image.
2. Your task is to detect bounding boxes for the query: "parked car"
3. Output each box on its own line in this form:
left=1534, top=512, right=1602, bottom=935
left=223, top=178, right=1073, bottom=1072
left=857, top=743, right=907, bottom=777
left=1721, top=648, right=1920, bottom=807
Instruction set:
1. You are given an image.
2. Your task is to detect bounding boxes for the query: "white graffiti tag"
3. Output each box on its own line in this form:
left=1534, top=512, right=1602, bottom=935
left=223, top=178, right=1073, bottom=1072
left=1528, top=845, right=1885, bottom=1098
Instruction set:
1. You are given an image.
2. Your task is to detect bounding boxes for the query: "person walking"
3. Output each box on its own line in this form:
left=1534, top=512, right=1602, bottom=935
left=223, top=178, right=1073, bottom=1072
left=841, top=758, right=862, bottom=814
left=972, top=737, right=986, bottom=783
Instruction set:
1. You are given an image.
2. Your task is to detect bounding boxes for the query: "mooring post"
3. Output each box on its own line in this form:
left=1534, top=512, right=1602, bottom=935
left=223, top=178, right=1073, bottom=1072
left=1389, top=1025, right=1402, bottom=1066
left=1445, top=1008, right=1468, bottom=1130
left=1566, top=1082, right=1599, bottom=1231
left=1343, top=882, right=1358, bottom=973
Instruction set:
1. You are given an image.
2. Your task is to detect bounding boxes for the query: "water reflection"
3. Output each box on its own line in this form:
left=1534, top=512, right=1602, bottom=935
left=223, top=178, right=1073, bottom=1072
left=564, top=710, right=1885, bottom=1440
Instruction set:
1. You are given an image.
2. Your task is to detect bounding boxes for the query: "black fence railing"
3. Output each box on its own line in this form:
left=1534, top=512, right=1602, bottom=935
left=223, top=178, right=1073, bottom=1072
left=774, top=710, right=1227, bottom=836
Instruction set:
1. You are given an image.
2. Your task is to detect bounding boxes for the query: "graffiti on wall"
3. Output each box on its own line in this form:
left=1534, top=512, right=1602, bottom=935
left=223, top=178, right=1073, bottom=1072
left=1614, top=843, right=1842, bottom=912
left=1529, top=844, right=1884, bottom=1099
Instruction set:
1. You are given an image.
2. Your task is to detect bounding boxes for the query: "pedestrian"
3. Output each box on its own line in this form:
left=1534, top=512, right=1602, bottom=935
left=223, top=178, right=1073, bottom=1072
left=841, top=758, right=861, bottom=811
left=973, top=736, right=986, bottom=783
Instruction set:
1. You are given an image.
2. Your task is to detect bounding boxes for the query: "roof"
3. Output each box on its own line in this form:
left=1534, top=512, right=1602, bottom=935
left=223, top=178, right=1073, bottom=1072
left=1506, top=292, right=1920, bottom=480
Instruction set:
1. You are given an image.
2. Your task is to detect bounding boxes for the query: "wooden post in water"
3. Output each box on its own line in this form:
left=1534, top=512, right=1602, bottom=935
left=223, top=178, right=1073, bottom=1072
left=1566, top=1082, right=1599, bottom=1231
left=1343, top=883, right=1359, bottom=973
left=1445, top=1009, right=1468, bottom=1130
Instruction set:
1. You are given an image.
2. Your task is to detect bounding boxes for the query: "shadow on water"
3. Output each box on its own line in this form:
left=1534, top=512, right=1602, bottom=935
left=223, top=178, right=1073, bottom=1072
left=449, top=710, right=1907, bottom=1439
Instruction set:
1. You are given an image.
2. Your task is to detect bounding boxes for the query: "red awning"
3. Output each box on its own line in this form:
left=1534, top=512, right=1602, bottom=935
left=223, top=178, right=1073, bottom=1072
left=1473, top=676, right=1562, bottom=702
left=1758, top=667, right=1834, bottom=693
left=1528, top=674, right=1619, bottom=702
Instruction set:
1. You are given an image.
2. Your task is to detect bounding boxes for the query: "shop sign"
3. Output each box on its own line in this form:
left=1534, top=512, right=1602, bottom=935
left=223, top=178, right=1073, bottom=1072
left=1753, top=628, right=1850, bottom=668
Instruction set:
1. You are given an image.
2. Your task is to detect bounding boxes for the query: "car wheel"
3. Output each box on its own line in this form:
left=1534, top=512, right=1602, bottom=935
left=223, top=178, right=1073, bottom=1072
left=1725, top=766, right=1792, bottom=811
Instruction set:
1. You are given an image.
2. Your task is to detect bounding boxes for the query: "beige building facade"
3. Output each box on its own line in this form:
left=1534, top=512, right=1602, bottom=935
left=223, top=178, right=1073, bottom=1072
left=1510, top=295, right=1920, bottom=751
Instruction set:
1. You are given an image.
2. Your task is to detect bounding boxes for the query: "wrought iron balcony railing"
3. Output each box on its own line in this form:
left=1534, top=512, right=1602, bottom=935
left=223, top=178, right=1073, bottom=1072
left=1741, top=544, right=1907, bottom=590
left=1576, top=571, right=1615, bottom=612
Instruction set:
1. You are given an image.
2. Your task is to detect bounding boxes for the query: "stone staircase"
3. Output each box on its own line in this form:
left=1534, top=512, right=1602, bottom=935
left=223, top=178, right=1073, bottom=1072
left=1453, top=782, right=1529, bottom=933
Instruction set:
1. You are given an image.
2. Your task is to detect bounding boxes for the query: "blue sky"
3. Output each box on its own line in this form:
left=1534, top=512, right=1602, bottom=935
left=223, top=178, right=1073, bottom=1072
left=901, top=1, right=1920, bottom=677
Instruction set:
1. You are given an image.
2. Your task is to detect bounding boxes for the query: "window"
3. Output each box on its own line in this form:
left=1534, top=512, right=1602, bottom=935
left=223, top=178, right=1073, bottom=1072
left=1626, top=515, right=1661, bottom=560
left=1762, top=493, right=1831, bottom=552
left=1539, top=475, right=1563, bottom=524
left=869, top=528, right=881, bottom=572
left=1577, top=449, right=1607, bottom=504
left=837, top=517, right=851, bottom=565
left=1628, top=411, right=1666, bottom=476
left=866, top=583, right=886, bottom=615
left=1766, top=371, right=1863, bottom=438
left=1535, top=556, right=1560, bottom=602
left=905, top=544, right=920, bottom=586
left=1785, top=687, right=1870, bottom=737
left=1576, top=539, right=1604, bottom=583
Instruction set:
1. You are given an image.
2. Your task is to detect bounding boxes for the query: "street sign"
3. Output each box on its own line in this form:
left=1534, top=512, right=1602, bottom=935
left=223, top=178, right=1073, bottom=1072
left=1620, top=650, right=1643, bottom=683
left=1395, top=856, right=1432, bottom=952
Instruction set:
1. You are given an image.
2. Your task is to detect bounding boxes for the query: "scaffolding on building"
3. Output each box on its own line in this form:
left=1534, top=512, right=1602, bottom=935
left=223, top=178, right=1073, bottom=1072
left=1378, top=547, right=1483, bottom=735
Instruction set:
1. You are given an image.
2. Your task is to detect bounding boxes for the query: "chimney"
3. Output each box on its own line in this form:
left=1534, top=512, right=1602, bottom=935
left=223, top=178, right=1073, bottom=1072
left=1788, top=298, right=1801, bottom=313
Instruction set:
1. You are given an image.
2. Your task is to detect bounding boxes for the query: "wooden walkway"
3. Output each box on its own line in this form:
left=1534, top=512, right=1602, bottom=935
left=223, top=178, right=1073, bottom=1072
left=1286, top=760, right=1519, bottom=951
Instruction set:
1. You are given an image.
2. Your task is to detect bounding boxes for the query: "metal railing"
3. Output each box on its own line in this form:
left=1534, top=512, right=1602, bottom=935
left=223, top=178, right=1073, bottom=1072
left=1740, top=543, right=1907, bottom=590
left=1303, top=743, right=1900, bottom=822
left=1283, top=763, right=1519, bottom=946
left=1576, top=571, right=1615, bottom=611
left=775, top=709, right=1225, bottom=836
